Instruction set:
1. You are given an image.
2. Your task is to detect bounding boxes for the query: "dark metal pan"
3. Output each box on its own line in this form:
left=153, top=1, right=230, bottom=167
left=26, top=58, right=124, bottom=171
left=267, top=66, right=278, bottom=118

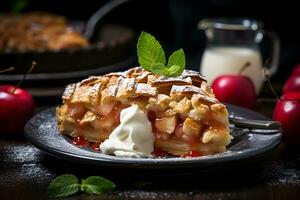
left=0, top=0, right=133, bottom=76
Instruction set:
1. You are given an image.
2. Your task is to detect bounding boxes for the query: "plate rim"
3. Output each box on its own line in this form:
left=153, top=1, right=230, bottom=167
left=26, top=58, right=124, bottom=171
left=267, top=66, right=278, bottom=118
left=25, top=104, right=282, bottom=168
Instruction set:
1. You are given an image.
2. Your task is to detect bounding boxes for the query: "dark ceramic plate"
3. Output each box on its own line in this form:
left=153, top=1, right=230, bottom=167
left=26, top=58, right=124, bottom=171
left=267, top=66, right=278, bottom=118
left=25, top=104, right=281, bottom=170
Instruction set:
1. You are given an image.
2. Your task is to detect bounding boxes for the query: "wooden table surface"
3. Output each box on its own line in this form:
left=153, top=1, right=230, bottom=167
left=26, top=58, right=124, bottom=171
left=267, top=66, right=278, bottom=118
left=1, top=98, right=300, bottom=200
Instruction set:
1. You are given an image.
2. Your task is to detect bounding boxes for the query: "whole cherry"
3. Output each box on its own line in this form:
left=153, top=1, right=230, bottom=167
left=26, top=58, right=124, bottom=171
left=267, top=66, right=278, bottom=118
left=212, top=62, right=256, bottom=109
left=0, top=85, right=35, bottom=133
left=283, top=73, right=300, bottom=93
left=282, top=64, right=300, bottom=93
left=272, top=92, right=300, bottom=144
left=0, top=63, right=35, bottom=134
left=291, top=64, right=300, bottom=75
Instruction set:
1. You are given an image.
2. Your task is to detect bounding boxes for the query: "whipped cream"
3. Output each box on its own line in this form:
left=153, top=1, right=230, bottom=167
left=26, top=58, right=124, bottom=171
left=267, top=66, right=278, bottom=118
left=100, top=105, right=154, bottom=157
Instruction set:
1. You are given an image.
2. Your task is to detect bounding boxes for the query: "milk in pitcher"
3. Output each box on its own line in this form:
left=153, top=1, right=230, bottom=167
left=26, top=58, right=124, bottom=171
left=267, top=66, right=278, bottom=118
left=200, top=46, right=263, bottom=93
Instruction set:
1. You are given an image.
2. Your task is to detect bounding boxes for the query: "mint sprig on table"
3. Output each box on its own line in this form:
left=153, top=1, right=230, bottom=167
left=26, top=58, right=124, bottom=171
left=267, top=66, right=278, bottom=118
left=48, top=174, right=115, bottom=198
left=137, top=31, right=186, bottom=77
left=81, top=176, right=116, bottom=195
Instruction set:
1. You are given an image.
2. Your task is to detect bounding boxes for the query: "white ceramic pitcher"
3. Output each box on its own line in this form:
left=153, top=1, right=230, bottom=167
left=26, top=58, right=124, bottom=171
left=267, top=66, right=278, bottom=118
left=199, top=18, right=280, bottom=94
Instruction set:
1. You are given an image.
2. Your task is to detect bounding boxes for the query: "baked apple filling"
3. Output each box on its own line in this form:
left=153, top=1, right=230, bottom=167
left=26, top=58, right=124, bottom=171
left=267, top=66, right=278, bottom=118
left=56, top=67, right=232, bottom=157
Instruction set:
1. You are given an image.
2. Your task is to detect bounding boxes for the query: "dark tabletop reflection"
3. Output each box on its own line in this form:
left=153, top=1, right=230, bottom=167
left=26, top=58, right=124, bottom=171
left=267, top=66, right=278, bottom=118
left=1, top=138, right=300, bottom=200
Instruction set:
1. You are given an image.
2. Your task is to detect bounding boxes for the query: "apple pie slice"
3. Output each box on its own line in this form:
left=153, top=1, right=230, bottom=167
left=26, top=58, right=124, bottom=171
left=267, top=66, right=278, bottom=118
left=56, top=67, right=232, bottom=156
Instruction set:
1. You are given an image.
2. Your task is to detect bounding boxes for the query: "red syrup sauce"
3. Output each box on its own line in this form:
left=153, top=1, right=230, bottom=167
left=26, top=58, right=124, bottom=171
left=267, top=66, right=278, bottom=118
left=91, top=142, right=101, bottom=151
left=181, top=150, right=203, bottom=158
left=71, top=136, right=89, bottom=147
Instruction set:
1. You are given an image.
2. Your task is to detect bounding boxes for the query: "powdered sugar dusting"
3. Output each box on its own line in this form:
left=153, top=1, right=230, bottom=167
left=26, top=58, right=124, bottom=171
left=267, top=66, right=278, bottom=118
left=260, top=160, right=300, bottom=186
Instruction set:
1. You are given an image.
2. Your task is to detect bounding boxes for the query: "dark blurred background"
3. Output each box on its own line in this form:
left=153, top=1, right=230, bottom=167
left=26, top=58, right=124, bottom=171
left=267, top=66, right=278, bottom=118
left=1, top=0, right=299, bottom=82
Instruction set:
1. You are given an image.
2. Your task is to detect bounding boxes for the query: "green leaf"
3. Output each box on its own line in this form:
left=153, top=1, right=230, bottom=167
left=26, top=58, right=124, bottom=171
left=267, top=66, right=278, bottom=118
left=151, top=63, right=184, bottom=77
left=137, top=32, right=166, bottom=70
left=81, top=176, right=116, bottom=195
left=136, top=31, right=186, bottom=77
left=166, top=64, right=184, bottom=77
left=167, top=48, right=186, bottom=69
left=48, top=174, right=80, bottom=198
left=151, top=63, right=168, bottom=76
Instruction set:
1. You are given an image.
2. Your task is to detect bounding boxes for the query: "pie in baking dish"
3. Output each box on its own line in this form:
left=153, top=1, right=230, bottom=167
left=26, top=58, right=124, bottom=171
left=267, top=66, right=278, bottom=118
left=56, top=67, right=232, bottom=157
left=0, top=12, right=88, bottom=52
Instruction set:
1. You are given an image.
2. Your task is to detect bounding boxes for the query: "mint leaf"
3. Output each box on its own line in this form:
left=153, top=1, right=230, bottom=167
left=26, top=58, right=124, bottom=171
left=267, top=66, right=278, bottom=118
left=136, top=31, right=186, bottom=77
left=166, top=64, right=184, bottom=76
left=167, top=48, right=186, bottom=69
left=81, top=176, right=116, bottom=195
left=152, top=63, right=183, bottom=77
left=48, top=174, right=80, bottom=198
left=151, top=63, right=168, bottom=75
left=137, top=32, right=166, bottom=70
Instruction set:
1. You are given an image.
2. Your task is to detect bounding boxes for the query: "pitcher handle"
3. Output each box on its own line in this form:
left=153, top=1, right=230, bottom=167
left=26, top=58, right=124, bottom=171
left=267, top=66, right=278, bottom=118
left=263, top=30, right=280, bottom=77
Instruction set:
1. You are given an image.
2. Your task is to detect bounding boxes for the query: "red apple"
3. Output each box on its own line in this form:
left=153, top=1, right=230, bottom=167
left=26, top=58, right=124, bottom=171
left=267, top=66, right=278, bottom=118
left=272, top=92, right=300, bottom=144
left=0, top=85, right=35, bottom=134
left=212, top=75, right=256, bottom=109
left=283, top=73, right=300, bottom=93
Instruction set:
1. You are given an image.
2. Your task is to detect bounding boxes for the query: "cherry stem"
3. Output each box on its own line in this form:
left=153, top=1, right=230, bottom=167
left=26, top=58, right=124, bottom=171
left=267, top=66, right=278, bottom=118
left=238, top=61, right=251, bottom=75
left=12, top=61, right=36, bottom=94
left=264, top=59, right=279, bottom=99
left=0, top=67, right=15, bottom=74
